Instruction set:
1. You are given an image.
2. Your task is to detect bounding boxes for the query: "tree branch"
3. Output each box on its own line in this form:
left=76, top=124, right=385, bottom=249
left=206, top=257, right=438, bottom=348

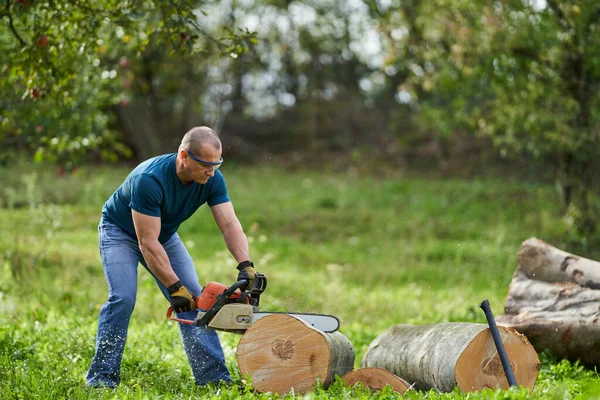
left=546, top=0, right=571, bottom=30
left=585, top=6, right=600, bottom=36
left=188, top=19, right=227, bottom=50
left=5, top=0, right=27, bottom=46
left=69, top=0, right=136, bottom=26
left=168, top=0, right=226, bottom=50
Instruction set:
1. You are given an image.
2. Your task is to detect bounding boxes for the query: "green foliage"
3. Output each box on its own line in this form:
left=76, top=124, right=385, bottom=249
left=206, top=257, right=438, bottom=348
left=4, top=0, right=600, bottom=242
left=376, top=0, right=600, bottom=238
left=1, top=162, right=598, bottom=398
left=534, top=350, right=600, bottom=399
left=0, top=0, right=256, bottom=163
left=382, top=0, right=600, bottom=160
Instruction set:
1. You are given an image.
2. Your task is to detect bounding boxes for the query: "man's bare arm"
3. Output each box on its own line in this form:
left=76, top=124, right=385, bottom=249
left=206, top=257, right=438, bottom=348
left=131, top=210, right=179, bottom=287
left=211, top=202, right=250, bottom=263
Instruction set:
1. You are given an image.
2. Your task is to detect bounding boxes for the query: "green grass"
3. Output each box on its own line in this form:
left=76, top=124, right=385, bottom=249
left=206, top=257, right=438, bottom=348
left=1, top=161, right=599, bottom=399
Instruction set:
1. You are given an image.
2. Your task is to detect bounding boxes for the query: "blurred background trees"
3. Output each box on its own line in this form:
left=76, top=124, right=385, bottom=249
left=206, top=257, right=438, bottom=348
left=2, top=0, right=600, bottom=240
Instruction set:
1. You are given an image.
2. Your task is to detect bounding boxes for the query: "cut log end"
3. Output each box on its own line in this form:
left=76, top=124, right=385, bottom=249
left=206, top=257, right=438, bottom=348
left=236, top=314, right=354, bottom=395
left=342, top=368, right=410, bottom=394
left=455, top=326, right=540, bottom=391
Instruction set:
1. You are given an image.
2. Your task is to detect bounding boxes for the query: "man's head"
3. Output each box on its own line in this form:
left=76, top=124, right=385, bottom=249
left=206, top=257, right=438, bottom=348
left=178, top=126, right=223, bottom=184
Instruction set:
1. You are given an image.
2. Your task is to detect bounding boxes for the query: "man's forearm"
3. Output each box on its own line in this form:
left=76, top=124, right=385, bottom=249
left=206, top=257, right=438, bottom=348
left=139, top=240, right=179, bottom=287
left=222, top=222, right=250, bottom=263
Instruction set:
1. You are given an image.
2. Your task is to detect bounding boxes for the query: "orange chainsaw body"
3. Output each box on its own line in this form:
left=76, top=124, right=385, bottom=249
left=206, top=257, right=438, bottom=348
left=196, top=282, right=242, bottom=310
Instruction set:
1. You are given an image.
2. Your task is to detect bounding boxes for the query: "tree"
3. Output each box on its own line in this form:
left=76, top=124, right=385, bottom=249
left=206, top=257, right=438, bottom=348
left=377, top=0, right=600, bottom=238
left=212, top=0, right=391, bottom=156
left=0, top=0, right=255, bottom=163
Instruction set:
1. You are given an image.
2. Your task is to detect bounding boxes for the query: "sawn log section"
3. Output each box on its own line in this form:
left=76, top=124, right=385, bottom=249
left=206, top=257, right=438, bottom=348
left=236, top=314, right=354, bottom=395
left=497, top=237, right=600, bottom=366
left=362, top=323, right=539, bottom=392
left=341, top=367, right=411, bottom=394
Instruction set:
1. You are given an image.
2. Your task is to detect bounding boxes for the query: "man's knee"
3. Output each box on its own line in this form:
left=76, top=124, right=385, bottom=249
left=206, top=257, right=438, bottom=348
left=107, top=293, right=136, bottom=314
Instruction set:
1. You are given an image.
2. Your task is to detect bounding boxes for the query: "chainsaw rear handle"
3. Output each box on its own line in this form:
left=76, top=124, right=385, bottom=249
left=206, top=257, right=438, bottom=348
left=166, top=307, right=195, bottom=324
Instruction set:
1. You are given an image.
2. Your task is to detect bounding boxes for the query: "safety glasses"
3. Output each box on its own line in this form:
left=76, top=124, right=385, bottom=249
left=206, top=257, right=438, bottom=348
left=185, top=149, right=223, bottom=170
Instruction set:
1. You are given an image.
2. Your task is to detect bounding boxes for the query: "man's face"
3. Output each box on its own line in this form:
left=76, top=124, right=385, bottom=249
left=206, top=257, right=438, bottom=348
left=184, top=144, right=223, bottom=184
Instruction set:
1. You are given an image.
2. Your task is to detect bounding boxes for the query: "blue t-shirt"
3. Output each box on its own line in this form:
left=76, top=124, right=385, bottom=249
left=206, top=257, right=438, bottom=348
left=102, top=153, right=230, bottom=243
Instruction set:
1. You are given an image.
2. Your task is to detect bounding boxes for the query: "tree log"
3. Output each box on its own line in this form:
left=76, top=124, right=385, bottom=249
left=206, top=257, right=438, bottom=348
left=236, top=314, right=355, bottom=395
left=512, top=237, right=600, bottom=288
left=341, top=367, right=410, bottom=394
left=496, top=237, right=600, bottom=365
left=362, top=323, right=539, bottom=392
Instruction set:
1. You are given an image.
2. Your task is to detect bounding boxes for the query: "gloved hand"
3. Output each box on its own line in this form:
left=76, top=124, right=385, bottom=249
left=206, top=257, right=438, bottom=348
left=236, top=261, right=256, bottom=291
left=167, top=280, right=196, bottom=313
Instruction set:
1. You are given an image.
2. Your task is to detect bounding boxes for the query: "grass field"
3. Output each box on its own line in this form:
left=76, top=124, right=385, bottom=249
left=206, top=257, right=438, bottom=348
left=1, top=160, right=599, bottom=399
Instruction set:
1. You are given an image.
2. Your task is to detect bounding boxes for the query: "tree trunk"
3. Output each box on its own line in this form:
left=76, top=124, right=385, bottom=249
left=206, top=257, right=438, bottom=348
left=362, top=323, right=539, bottom=392
left=117, top=101, right=163, bottom=160
left=341, top=367, right=410, bottom=394
left=496, top=237, right=600, bottom=365
left=236, top=314, right=354, bottom=395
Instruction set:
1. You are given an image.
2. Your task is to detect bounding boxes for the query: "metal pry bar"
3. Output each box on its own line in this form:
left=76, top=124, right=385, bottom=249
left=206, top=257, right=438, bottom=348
left=479, top=299, right=518, bottom=388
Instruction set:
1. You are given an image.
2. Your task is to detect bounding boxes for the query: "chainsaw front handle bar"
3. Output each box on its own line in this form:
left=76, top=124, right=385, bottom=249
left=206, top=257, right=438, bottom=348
left=224, top=279, right=248, bottom=296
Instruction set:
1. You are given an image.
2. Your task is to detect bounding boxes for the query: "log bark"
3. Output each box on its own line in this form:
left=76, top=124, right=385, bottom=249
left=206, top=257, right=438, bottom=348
left=512, top=237, right=600, bottom=288
left=341, top=367, right=410, bottom=394
left=497, top=237, right=600, bottom=365
left=236, top=314, right=355, bottom=395
left=362, top=323, right=539, bottom=392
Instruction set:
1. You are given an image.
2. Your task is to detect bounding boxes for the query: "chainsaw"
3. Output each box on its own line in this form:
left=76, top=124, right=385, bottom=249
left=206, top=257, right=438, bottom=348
left=167, top=273, right=340, bottom=334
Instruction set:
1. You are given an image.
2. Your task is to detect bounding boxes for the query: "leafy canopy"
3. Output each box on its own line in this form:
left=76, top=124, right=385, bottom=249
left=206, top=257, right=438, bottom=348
left=0, top=0, right=256, bottom=163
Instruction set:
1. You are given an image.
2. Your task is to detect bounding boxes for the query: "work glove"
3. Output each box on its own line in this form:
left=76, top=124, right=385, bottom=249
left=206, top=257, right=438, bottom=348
left=167, top=280, right=196, bottom=313
left=236, top=261, right=256, bottom=291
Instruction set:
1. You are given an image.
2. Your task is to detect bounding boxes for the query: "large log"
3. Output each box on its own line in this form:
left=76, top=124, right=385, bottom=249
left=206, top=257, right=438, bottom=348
left=512, top=237, right=600, bottom=287
left=362, top=323, right=539, bottom=392
left=236, top=314, right=355, bottom=395
left=341, top=367, right=411, bottom=394
left=497, top=238, right=600, bottom=365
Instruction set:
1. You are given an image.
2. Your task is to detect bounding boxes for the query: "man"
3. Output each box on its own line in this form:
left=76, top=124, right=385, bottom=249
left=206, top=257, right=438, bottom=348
left=86, top=126, right=256, bottom=388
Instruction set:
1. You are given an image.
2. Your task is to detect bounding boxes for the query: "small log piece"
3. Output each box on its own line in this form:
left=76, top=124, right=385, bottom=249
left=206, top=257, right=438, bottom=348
left=497, top=237, right=600, bottom=366
left=236, top=314, right=354, bottom=395
left=341, top=367, right=410, bottom=394
left=362, top=323, right=539, bottom=392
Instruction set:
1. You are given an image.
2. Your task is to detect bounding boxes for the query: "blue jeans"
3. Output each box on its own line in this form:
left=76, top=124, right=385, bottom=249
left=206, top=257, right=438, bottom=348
left=86, top=217, right=231, bottom=387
